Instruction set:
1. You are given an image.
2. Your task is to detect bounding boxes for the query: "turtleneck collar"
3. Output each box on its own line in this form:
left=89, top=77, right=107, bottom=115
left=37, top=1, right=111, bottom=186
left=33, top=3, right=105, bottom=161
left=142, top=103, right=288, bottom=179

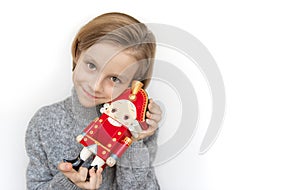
left=71, top=87, right=99, bottom=127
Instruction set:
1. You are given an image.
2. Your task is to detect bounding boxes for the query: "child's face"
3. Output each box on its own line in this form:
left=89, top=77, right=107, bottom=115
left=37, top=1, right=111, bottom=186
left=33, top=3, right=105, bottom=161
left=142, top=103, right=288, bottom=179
left=73, top=43, right=139, bottom=107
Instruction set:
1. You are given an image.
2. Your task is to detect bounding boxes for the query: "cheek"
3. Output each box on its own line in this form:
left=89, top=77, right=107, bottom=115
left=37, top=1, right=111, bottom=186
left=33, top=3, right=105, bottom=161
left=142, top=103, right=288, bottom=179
left=109, top=87, right=125, bottom=100
left=72, top=70, right=78, bottom=84
left=72, top=65, right=84, bottom=84
left=121, top=116, right=127, bottom=123
left=110, top=83, right=132, bottom=99
left=101, top=84, right=114, bottom=99
left=124, top=118, right=134, bottom=125
left=73, top=64, right=93, bottom=85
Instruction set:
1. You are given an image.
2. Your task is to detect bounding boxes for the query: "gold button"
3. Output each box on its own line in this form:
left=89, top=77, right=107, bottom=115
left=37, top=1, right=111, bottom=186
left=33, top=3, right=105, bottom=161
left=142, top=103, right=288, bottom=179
left=99, top=119, right=103, bottom=123
left=107, top=144, right=112, bottom=148
left=112, top=138, right=116, bottom=142
left=117, top=132, right=121, bottom=135
left=94, top=125, right=98, bottom=128
left=89, top=131, right=94, bottom=134
left=102, top=151, right=106, bottom=155
left=84, top=138, right=87, bottom=141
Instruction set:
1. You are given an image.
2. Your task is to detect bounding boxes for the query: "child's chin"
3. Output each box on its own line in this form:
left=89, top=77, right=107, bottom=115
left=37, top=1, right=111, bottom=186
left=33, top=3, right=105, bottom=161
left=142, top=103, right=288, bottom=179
left=79, top=98, right=97, bottom=108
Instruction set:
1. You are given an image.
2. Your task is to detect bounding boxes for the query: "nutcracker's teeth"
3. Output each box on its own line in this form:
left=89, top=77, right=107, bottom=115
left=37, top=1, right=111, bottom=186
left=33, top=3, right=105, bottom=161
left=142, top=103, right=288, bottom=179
left=108, top=117, right=122, bottom=127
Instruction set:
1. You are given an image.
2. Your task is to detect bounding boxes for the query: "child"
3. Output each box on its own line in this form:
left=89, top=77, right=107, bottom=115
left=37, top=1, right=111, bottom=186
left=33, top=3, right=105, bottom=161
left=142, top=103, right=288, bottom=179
left=25, top=12, right=162, bottom=190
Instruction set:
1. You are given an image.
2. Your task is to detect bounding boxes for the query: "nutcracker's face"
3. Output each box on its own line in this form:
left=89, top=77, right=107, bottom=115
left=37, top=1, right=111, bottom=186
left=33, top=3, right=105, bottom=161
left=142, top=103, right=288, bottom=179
left=105, top=100, right=137, bottom=127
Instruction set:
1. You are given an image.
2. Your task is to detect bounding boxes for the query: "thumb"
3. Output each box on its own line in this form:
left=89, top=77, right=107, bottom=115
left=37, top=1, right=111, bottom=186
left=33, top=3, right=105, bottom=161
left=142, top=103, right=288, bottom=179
left=58, top=162, right=73, bottom=172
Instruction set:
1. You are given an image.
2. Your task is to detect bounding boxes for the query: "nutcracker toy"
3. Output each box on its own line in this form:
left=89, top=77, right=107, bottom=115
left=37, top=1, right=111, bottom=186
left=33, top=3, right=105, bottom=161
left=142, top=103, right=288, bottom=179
left=64, top=80, right=149, bottom=171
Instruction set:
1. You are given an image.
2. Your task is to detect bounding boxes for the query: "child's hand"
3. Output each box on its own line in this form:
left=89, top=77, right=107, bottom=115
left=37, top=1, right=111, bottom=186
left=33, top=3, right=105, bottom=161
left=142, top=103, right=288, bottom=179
left=58, top=162, right=102, bottom=190
left=137, top=98, right=162, bottom=140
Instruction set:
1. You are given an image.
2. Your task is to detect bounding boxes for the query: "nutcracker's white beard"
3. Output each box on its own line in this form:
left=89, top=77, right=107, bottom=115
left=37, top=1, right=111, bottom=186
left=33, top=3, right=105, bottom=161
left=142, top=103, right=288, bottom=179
left=108, top=117, right=122, bottom=127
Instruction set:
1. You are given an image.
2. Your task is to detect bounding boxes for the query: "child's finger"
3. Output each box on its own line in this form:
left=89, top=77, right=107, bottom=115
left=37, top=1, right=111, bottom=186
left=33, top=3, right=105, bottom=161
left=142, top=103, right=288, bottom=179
left=148, top=99, right=162, bottom=115
left=58, top=162, right=73, bottom=172
left=76, top=168, right=97, bottom=189
left=147, top=111, right=161, bottom=123
left=146, top=119, right=158, bottom=129
left=87, top=168, right=97, bottom=188
left=138, top=122, right=157, bottom=138
left=77, top=167, right=88, bottom=182
left=95, top=168, right=103, bottom=188
left=83, top=167, right=102, bottom=189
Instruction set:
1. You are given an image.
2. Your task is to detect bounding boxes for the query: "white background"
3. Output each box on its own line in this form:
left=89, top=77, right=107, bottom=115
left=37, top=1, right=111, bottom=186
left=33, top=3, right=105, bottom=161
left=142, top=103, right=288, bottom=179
left=1, top=0, right=300, bottom=189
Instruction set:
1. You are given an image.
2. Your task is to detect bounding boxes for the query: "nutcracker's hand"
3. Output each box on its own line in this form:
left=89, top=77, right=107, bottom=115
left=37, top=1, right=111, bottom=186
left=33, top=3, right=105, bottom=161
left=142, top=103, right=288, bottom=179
left=76, top=134, right=84, bottom=143
left=106, top=157, right=116, bottom=167
left=134, top=99, right=162, bottom=141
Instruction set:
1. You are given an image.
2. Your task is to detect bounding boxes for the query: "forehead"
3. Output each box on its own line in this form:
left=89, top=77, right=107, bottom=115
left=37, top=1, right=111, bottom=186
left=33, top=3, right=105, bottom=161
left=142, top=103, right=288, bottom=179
left=85, top=43, right=138, bottom=74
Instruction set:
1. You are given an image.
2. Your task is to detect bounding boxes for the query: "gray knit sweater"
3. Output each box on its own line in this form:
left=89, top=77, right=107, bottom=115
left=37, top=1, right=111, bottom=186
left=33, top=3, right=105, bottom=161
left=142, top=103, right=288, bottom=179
left=25, top=88, right=160, bottom=190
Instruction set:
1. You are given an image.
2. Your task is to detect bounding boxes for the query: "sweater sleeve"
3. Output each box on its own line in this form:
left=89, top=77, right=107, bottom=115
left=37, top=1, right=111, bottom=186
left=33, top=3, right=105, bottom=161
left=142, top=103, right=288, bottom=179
left=115, top=130, right=160, bottom=190
left=25, top=107, right=81, bottom=190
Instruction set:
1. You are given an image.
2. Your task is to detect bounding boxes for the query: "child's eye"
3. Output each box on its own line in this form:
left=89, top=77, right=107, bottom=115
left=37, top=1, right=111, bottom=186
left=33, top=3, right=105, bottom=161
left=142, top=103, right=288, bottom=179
left=87, top=63, right=96, bottom=71
left=111, top=108, right=117, bottom=113
left=110, top=76, right=121, bottom=83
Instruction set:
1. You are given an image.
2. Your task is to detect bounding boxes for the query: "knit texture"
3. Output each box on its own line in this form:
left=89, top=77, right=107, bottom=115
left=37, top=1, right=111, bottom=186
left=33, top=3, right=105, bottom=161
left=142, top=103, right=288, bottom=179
left=25, top=88, right=160, bottom=190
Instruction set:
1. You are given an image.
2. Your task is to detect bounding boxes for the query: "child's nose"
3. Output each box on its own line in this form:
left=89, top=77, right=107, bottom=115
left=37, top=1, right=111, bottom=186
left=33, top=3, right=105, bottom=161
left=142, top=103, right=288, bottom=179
left=91, top=75, right=105, bottom=92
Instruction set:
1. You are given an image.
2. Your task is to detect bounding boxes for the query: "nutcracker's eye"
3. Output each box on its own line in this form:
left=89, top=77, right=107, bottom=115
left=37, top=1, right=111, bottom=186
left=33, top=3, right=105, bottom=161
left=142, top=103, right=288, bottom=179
left=124, top=115, right=129, bottom=120
left=111, top=108, right=117, bottom=113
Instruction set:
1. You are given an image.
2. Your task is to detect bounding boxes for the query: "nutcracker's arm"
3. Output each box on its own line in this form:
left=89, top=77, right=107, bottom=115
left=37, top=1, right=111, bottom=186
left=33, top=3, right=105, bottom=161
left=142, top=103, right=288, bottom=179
left=106, top=136, right=133, bottom=167
left=76, top=117, right=101, bottom=142
left=76, top=134, right=84, bottom=142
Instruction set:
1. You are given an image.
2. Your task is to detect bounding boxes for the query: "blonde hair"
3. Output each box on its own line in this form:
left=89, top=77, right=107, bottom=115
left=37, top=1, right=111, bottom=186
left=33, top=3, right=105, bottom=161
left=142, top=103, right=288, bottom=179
left=71, top=12, right=156, bottom=88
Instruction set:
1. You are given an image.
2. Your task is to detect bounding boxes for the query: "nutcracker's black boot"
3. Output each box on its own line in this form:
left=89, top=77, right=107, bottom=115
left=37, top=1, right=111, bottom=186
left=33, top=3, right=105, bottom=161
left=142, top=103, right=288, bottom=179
left=86, top=165, right=98, bottom=181
left=63, top=155, right=85, bottom=171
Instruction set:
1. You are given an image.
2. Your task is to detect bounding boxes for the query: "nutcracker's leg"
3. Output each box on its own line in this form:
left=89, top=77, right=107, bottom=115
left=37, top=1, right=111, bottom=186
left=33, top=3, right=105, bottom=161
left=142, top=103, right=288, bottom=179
left=86, top=156, right=105, bottom=181
left=64, top=147, right=93, bottom=171
left=90, top=156, right=105, bottom=168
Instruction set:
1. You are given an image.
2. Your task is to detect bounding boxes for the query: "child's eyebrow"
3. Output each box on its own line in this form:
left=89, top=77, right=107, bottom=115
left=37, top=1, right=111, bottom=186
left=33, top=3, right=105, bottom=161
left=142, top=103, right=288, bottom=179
left=83, top=55, right=100, bottom=64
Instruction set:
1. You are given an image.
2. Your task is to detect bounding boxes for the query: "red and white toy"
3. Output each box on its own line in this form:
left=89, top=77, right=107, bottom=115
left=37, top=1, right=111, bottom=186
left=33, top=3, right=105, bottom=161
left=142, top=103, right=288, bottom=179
left=64, top=80, right=148, bottom=171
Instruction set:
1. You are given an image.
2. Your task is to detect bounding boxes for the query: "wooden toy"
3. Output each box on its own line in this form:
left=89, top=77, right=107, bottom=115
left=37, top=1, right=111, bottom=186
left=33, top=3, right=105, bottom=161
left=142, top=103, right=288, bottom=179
left=64, top=80, right=149, bottom=171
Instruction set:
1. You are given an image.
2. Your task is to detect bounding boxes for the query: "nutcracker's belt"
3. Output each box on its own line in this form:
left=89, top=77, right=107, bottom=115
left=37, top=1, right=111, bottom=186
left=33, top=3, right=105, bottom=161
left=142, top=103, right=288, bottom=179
left=86, top=134, right=111, bottom=152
